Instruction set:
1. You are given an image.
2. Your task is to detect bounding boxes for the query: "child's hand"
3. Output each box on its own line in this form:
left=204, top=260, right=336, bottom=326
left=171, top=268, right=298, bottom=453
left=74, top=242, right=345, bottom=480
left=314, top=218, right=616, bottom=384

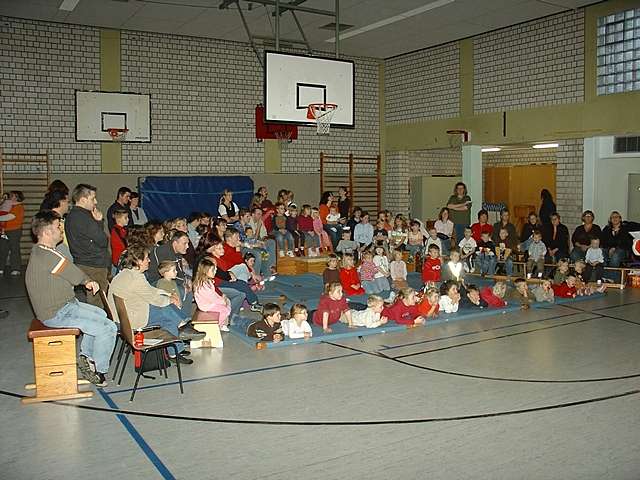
left=380, top=316, right=388, bottom=324
left=414, top=316, right=426, bottom=325
left=273, top=334, right=283, bottom=343
left=323, top=327, right=333, bottom=333
left=304, top=332, right=311, bottom=340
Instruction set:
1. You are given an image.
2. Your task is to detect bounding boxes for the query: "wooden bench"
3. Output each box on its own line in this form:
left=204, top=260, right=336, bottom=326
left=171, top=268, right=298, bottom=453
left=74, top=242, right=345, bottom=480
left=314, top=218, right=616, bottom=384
left=22, top=319, right=93, bottom=404
left=190, top=310, right=222, bottom=349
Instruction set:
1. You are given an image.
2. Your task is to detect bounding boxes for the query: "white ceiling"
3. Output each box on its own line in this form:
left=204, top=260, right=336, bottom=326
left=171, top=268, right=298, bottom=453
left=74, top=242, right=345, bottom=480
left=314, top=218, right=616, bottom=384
left=0, top=0, right=601, bottom=58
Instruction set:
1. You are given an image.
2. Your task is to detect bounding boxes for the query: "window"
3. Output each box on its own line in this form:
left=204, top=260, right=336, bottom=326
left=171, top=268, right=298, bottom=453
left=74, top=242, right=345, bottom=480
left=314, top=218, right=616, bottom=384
left=614, top=136, right=640, bottom=153
left=596, top=8, right=640, bottom=95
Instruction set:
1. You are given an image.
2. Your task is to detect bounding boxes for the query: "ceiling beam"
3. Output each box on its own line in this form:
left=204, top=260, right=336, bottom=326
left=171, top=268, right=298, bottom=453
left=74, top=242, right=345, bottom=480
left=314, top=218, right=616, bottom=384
left=220, top=0, right=335, bottom=17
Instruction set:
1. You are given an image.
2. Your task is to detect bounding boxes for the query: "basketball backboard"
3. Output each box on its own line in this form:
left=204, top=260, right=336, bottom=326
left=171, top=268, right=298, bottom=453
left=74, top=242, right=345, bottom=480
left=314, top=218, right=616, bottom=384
left=264, top=51, right=354, bottom=128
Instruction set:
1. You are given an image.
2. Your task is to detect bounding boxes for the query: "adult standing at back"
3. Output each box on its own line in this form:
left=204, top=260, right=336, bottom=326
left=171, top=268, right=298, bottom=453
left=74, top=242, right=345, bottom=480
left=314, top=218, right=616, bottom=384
left=218, top=189, right=240, bottom=223
left=446, top=182, right=472, bottom=244
left=539, top=189, right=556, bottom=227
left=106, top=186, right=133, bottom=231
left=337, top=186, right=351, bottom=219
left=129, top=191, right=148, bottom=225
left=570, top=210, right=602, bottom=262
left=65, top=184, right=110, bottom=307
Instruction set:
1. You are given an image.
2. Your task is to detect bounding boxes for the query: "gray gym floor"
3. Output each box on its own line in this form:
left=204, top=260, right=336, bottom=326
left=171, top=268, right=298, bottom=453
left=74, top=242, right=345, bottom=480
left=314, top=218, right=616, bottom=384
left=1, top=273, right=639, bottom=480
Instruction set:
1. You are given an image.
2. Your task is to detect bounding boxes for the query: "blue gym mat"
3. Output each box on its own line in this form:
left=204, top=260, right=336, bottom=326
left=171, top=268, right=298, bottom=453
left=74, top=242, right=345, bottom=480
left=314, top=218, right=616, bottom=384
left=237, top=272, right=606, bottom=349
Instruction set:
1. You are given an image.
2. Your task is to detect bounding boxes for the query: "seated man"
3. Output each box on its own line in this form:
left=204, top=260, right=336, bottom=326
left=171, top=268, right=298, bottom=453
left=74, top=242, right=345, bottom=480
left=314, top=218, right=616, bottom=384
left=25, top=211, right=117, bottom=386
left=247, top=207, right=276, bottom=273
left=146, top=230, right=193, bottom=318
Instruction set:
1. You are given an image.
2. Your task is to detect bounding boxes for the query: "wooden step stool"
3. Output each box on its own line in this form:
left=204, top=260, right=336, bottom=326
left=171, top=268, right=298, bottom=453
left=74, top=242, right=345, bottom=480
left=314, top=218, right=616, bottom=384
left=190, top=310, right=222, bottom=349
left=294, top=256, right=328, bottom=274
left=22, top=319, right=93, bottom=404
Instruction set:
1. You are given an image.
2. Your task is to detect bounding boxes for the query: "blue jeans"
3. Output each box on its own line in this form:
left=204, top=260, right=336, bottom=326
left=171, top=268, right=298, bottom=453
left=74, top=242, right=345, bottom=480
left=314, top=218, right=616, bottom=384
left=477, top=253, right=496, bottom=275
left=273, top=230, right=294, bottom=252
left=497, top=258, right=513, bottom=276
left=324, top=224, right=342, bottom=249
left=437, top=234, right=451, bottom=256
left=243, top=240, right=276, bottom=277
left=219, top=279, right=258, bottom=305
left=453, top=224, right=466, bottom=245
left=362, top=277, right=390, bottom=294
left=43, top=299, right=117, bottom=373
left=604, top=248, right=628, bottom=282
left=570, top=247, right=587, bottom=262
left=148, top=304, right=186, bottom=353
left=406, top=244, right=422, bottom=258
left=218, top=287, right=245, bottom=320
left=176, top=282, right=193, bottom=318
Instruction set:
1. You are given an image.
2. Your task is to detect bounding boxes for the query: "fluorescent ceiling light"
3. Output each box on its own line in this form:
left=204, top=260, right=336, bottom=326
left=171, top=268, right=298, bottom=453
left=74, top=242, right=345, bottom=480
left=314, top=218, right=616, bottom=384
left=326, top=0, right=455, bottom=43
left=59, top=0, right=80, bottom=11
left=482, top=147, right=501, bottom=152
left=532, top=143, right=559, bottom=149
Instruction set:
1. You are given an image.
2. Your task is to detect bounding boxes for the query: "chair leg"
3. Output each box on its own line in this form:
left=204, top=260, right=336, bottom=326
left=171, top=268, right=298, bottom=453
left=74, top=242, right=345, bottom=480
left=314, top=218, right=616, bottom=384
left=109, top=335, right=119, bottom=364
left=155, top=350, right=162, bottom=377
left=130, top=350, right=148, bottom=402
left=162, top=349, right=168, bottom=379
left=171, top=344, right=184, bottom=394
left=112, top=336, right=126, bottom=380
left=117, top=345, right=130, bottom=386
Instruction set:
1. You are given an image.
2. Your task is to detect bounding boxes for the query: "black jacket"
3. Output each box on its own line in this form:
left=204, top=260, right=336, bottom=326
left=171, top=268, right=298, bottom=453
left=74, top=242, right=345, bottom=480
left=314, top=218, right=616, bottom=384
left=542, top=223, right=570, bottom=253
left=146, top=242, right=185, bottom=285
left=65, top=206, right=110, bottom=268
left=571, top=224, right=602, bottom=248
left=601, top=225, right=632, bottom=252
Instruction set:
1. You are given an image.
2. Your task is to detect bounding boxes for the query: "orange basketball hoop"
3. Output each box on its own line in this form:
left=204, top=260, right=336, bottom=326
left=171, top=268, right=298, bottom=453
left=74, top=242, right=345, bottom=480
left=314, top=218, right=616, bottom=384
left=307, top=103, right=338, bottom=135
left=107, top=128, right=128, bottom=141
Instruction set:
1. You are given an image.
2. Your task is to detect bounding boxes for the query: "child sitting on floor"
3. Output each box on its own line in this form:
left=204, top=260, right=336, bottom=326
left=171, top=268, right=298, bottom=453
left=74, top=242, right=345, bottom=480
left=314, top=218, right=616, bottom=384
left=312, top=282, right=353, bottom=333
left=389, top=249, right=408, bottom=290
left=533, top=279, right=555, bottom=303
left=247, top=303, right=283, bottom=342
left=553, top=258, right=570, bottom=284
left=480, top=281, right=508, bottom=308
left=322, top=254, right=340, bottom=285
left=508, top=277, right=534, bottom=309
left=441, top=249, right=465, bottom=283
left=458, top=227, right=477, bottom=272
left=526, top=230, right=547, bottom=278
left=460, top=284, right=488, bottom=309
left=382, top=287, right=425, bottom=325
left=552, top=275, right=578, bottom=298
left=421, top=244, right=442, bottom=284
left=281, top=303, right=312, bottom=339
left=156, top=260, right=181, bottom=307
left=417, top=287, right=440, bottom=318
left=193, top=257, right=231, bottom=331
left=312, top=207, right=333, bottom=253
left=438, top=281, right=461, bottom=314
left=348, top=295, right=388, bottom=328
left=339, top=253, right=365, bottom=296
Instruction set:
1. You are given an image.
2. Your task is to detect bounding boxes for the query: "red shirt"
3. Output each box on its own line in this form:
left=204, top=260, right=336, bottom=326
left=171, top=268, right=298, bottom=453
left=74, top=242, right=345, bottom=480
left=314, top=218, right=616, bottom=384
left=382, top=301, right=420, bottom=325
left=480, top=286, right=507, bottom=308
left=421, top=257, right=442, bottom=283
left=417, top=299, right=439, bottom=317
left=220, top=242, right=243, bottom=270
left=339, top=267, right=365, bottom=296
left=297, top=215, right=314, bottom=232
left=552, top=282, right=577, bottom=298
left=110, top=225, right=127, bottom=266
left=471, top=222, right=493, bottom=242
left=312, top=294, right=349, bottom=326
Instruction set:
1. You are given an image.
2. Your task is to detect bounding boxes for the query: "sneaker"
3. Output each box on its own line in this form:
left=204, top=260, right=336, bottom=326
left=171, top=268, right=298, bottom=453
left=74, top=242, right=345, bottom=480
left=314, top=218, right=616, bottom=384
left=250, top=303, right=263, bottom=312
left=82, top=369, right=107, bottom=387
left=178, top=327, right=206, bottom=341
left=78, top=355, right=93, bottom=375
left=220, top=325, right=230, bottom=332
left=10, top=270, right=20, bottom=276
left=279, top=251, right=285, bottom=257
left=169, top=353, right=194, bottom=365
left=180, top=350, right=191, bottom=356
left=177, top=318, right=190, bottom=329
left=266, top=275, right=277, bottom=282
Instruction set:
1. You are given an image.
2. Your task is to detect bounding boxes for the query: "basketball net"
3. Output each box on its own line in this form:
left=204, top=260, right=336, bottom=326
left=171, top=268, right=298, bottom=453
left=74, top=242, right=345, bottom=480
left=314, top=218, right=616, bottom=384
left=307, top=103, right=338, bottom=135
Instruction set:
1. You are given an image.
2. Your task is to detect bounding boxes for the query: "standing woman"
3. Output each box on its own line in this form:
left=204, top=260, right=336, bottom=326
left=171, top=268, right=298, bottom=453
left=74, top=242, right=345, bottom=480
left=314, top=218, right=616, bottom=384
left=539, top=189, right=556, bottom=227
left=337, top=186, right=352, bottom=219
left=446, top=182, right=472, bottom=245
left=319, top=191, right=341, bottom=248
left=218, top=189, right=239, bottom=223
